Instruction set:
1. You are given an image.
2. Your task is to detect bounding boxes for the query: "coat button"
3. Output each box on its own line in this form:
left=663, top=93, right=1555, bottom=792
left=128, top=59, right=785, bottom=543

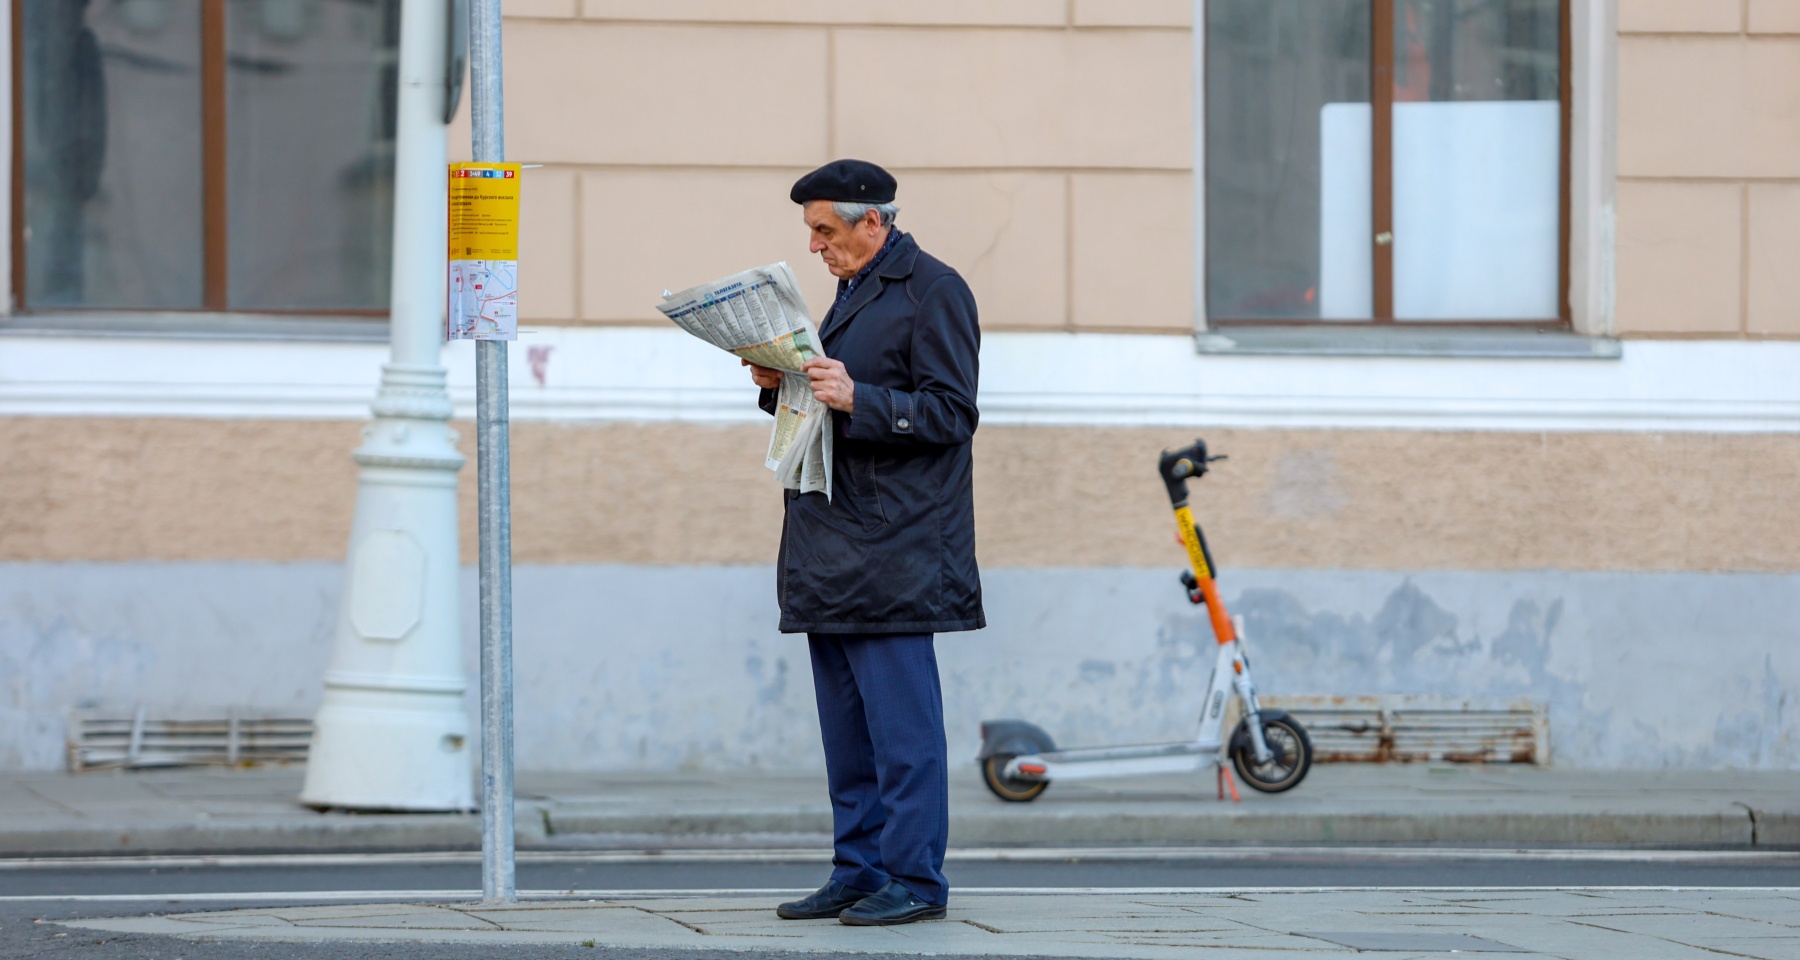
left=896, top=417, right=910, bottom=430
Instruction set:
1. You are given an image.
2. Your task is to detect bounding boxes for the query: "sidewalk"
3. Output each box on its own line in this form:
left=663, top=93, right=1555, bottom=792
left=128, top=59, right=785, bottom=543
left=2, top=764, right=1797, bottom=856
left=60, top=888, right=1800, bottom=958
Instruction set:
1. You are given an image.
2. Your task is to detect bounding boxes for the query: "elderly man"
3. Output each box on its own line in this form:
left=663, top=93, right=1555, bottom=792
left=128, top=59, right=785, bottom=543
left=744, top=159, right=982, bottom=926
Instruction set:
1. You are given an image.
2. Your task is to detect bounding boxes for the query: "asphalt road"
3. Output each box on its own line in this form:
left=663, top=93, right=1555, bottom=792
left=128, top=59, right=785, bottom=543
left=3, top=848, right=1797, bottom=960
left=5, top=847, right=1800, bottom=898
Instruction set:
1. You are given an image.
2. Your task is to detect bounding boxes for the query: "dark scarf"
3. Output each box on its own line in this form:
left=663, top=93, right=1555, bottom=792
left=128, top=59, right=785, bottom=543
left=832, top=227, right=902, bottom=316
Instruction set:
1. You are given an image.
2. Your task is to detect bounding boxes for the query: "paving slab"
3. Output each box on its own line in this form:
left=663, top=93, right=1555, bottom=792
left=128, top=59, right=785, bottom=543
left=57, top=888, right=1800, bottom=959
left=2, top=764, right=1799, bottom=855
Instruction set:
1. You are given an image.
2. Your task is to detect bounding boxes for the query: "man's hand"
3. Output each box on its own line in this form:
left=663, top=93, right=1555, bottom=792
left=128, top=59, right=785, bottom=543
left=743, top=359, right=782, bottom=390
left=802, top=358, right=855, bottom=414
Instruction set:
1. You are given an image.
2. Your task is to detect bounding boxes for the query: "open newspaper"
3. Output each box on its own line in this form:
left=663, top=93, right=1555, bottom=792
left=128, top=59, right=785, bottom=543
left=657, top=263, right=833, bottom=498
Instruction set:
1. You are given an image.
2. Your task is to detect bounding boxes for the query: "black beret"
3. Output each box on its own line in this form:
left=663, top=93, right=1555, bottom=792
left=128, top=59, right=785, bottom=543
left=790, top=159, right=897, bottom=205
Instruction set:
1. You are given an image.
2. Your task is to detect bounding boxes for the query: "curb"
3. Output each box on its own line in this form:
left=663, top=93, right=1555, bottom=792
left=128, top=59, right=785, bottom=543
left=546, top=807, right=833, bottom=838
left=0, top=811, right=549, bottom=858
left=543, top=808, right=1762, bottom=848
left=3, top=806, right=1794, bottom=857
left=946, top=810, right=1759, bottom=846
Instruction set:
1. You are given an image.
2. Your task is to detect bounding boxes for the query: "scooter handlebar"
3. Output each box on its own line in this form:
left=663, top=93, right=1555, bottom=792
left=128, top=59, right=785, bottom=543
left=1158, top=439, right=1225, bottom=507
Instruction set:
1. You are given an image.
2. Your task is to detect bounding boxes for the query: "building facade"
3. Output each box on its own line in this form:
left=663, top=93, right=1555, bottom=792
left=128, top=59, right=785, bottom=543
left=1, top=0, right=1796, bottom=771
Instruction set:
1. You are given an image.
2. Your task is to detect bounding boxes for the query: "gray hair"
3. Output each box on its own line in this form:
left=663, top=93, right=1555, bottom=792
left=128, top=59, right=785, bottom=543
left=833, top=200, right=900, bottom=229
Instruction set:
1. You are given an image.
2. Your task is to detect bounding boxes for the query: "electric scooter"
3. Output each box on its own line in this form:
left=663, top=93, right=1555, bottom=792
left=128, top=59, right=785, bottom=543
left=977, top=439, right=1313, bottom=801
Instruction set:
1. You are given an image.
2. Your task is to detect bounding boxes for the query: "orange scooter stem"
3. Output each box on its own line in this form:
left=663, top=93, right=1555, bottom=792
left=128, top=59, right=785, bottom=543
left=1159, top=440, right=1236, bottom=645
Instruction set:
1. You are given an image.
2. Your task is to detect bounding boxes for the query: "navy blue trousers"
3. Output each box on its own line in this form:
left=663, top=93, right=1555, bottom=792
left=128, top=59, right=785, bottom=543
left=806, top=632, right=949, bottom=905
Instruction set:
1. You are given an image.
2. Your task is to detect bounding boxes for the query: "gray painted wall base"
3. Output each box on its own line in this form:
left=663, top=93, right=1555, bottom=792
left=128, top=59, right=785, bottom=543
left=1, top=563, right=1794, bottom=771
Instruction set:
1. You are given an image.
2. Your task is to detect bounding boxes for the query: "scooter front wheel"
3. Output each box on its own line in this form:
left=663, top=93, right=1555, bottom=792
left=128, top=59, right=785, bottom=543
left=1230, top=715, right=1313, bottom=793
left=981, top=755, right=1049, bottom=802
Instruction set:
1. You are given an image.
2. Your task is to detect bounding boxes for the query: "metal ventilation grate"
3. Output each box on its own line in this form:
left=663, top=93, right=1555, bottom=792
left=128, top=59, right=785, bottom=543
left=67, top=707, right=312, bottom=772
left=1261, top=696, right=1548, bottom=765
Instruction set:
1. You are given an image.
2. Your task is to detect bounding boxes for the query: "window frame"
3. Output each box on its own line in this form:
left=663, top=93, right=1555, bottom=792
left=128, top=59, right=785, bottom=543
left=6, top=0, right=388, bottom=320
left=1195, top=0, right=1578, bottom=332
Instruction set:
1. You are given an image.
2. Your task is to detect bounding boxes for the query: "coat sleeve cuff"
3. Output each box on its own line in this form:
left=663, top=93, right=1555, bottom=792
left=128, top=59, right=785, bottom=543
left=846, top=381, right=915, bottom=441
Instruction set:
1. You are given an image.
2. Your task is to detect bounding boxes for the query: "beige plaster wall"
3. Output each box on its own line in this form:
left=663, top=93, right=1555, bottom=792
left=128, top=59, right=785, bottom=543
left=454, top=4, right=1195, bottom=334
left=1616, top=0, right=1800, bottom=336
left=5, top=418, right=1796, bottom=573
left=463, top=1, right=1800, bottom=340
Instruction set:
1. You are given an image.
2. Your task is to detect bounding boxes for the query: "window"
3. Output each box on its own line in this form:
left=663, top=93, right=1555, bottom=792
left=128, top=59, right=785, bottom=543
left=12, top=0, right=400, bottom=314
left=1205, top=0, right=1568, bottom=324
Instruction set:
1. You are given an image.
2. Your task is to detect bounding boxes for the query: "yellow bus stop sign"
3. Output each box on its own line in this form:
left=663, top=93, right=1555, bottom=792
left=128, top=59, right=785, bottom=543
left=446, top=162, right=521, bottom=340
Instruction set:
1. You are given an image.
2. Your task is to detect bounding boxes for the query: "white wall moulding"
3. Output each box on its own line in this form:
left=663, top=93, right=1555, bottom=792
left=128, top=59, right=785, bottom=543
left=0, top=327, right=1797, bottom=433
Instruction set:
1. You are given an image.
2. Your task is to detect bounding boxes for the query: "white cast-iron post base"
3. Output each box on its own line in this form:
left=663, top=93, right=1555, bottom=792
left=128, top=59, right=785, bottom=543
left=301, top=364, right=472, bottom=812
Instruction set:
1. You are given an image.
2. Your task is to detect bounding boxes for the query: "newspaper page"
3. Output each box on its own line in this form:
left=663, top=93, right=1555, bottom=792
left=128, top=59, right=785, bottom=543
left=657, top=263, right=833, bottom=498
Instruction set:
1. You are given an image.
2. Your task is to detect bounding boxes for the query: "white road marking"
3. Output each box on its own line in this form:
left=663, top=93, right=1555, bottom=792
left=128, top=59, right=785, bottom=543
left=2, top=846, right=1795, bottom=871
left=4, top=885, right=1800, bottom=903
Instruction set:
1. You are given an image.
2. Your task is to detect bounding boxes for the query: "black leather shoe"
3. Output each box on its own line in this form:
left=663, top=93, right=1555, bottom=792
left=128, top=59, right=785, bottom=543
left=776, top=879, right=875, bottom=920
left=838, top=880, right=946, bottom=926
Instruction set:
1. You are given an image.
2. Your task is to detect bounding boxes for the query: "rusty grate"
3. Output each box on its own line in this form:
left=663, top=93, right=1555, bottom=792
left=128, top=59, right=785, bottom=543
left=1261, top=696, right=1549, bottom=765
left=67, top=707, right=312, bottom=772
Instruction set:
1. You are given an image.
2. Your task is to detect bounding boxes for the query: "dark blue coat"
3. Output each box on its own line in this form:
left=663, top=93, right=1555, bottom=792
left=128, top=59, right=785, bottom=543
left=761, top=232, right=984, bottom=634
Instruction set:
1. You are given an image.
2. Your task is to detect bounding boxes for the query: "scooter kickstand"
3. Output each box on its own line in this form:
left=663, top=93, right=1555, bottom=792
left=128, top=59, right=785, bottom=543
left=1216, top=765, right=1240, bottom=803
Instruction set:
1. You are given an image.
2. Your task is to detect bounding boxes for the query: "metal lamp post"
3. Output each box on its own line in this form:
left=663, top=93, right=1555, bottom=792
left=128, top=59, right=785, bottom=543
left=467, top=0, right=517, bottom=906
left=300, top=0, right=472, bottom=813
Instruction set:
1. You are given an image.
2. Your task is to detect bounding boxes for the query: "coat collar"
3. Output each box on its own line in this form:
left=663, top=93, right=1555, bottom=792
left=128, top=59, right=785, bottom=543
left=876, top=231, right=919, bottom=280
left=822, top=232, right=919, bottom=342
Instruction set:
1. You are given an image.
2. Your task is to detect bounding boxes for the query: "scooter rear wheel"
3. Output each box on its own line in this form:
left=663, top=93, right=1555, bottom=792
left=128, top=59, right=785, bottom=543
left=1231, top=716, right=1312, bottom=793
left=981, top=754, right=1049, bottom=802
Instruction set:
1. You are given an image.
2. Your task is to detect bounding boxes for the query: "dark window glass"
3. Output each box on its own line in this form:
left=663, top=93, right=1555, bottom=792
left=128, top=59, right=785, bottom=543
left=18, top=0, right=399, bottom=313
left=1395, top=0, right=1560, bottom=103
left=225, top=0, right=398, bottom=310
left=22, top=0, right=205, bottom=308
left=1206, top=0, right=1370, bottom=321
left=1206, top=0, right=1563, bottom=323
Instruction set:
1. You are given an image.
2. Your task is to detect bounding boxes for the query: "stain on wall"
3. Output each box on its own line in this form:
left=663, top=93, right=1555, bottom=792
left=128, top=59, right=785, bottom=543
left=3, top=563, right=1794, bottom=771
left=1223, top=572, right=1798, bottom=770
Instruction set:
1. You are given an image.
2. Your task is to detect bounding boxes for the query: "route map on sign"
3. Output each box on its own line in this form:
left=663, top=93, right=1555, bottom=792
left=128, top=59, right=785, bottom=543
left=446, top=162, right=521, bottom=340
left=448, top=261, right=519, bottom=340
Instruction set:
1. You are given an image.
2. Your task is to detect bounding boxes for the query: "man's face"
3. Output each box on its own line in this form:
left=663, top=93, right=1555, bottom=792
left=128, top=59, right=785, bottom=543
left=804, top=200, right=887, bottom=280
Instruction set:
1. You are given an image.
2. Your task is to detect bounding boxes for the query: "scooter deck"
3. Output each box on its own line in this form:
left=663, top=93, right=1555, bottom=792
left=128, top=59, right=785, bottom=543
left=1009, top=740, right=1229, bottom=783
left=1036, top=740, right=1223, bottom=764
